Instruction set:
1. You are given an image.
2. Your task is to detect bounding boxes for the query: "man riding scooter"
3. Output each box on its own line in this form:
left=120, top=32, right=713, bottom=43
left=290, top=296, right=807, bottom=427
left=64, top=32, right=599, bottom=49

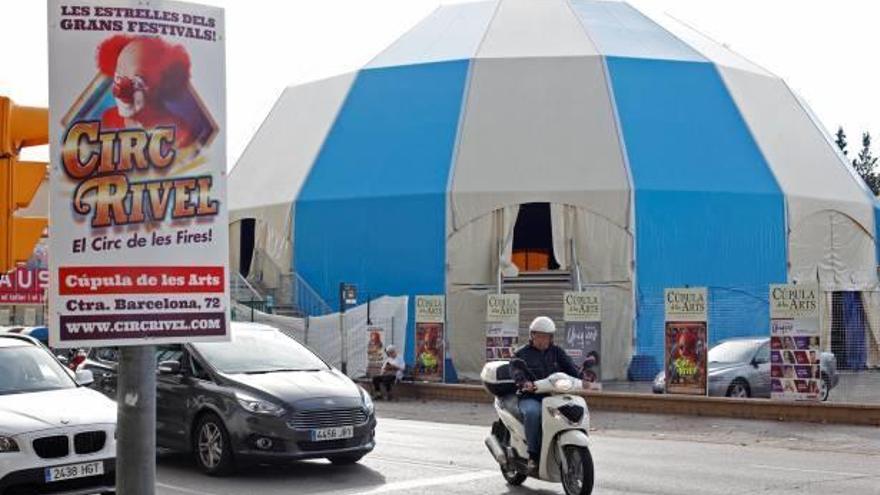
left=513, top=316, right=581, bottom=475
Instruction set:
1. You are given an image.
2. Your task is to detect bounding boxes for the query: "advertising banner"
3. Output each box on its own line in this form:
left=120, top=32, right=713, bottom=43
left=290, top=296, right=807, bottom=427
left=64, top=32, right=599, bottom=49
left=0, top=268, right=49, bottom=304
left=413, top=296, right=444, bottom=381
left=486, top=293, right=519, bottom=361
left=769, top=284, right=821, bottom=400
left=664, top=288, right=708, bottom=395
left=48, top=0, right=228, bottom=347
left=562, top=291, right=601, bottom=388
left=366, top=324, right=386, bottom=377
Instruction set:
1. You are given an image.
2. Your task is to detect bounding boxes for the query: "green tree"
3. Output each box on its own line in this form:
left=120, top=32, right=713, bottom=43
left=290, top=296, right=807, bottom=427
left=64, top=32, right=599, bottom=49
left=835, top=127, right=848, bottom=156
left=852, top=132, right=879, bottom=195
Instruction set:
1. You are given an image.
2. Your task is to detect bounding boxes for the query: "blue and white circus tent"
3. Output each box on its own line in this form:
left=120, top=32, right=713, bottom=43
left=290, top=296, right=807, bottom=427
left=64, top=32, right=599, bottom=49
left=229, top=0, right=880, bottom=379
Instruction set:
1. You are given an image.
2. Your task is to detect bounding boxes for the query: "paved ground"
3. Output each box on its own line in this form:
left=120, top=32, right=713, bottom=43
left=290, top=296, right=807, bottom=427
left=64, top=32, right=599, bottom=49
left=155, top=399, right=880, bottom=494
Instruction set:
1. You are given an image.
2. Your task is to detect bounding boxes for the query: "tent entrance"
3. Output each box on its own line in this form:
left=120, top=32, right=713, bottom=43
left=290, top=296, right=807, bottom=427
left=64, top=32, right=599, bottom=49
left=239, top=218, right=256, bottom=277
left=512, top=203, right=560, bottom=272
left=830, top=291, right=868, bottom=370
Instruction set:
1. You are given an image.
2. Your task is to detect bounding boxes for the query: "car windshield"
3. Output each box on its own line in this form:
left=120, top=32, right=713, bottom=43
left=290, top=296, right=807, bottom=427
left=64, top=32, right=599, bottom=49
left=192, top=329, right=329, bottom=374
left=708, top=340, right=760, bottom=364
left=0, top=345, right=77, bottom=395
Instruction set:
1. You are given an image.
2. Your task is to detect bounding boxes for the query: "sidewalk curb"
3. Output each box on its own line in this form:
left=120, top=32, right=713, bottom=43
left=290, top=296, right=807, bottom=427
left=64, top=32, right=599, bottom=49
left=359, top=380, right=880, bottom=426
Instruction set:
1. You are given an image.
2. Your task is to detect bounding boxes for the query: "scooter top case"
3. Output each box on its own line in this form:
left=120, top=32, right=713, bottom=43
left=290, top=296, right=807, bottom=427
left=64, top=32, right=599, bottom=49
left=481, top=360, right=519, bottom=397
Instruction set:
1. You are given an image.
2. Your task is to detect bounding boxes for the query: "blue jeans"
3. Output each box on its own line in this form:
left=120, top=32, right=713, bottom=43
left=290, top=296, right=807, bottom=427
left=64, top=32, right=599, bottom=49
left=519, top=396, right=543, bottom=459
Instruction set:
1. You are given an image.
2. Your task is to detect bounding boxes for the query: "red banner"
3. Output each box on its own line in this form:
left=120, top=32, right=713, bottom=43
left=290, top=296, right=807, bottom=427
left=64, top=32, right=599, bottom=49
left=59, top=266, right=225, bottom=295
left=0, top=268, right=49, bottom=304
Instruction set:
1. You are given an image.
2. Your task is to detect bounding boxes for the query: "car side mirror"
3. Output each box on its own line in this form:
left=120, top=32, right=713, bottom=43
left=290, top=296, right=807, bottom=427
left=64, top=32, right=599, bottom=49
left=75, top=369, right=94, bottom=386
left=158, top=360, right=182, bottom=375
left=751, top=357, right=766, bottom=368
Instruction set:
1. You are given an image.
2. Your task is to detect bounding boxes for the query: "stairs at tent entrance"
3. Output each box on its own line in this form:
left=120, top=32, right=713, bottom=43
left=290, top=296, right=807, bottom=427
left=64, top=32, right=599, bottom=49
left=502, top=271, right=573, bottom=342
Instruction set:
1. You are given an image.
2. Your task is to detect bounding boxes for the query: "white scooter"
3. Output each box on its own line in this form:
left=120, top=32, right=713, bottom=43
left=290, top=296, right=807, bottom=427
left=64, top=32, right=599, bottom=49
left=481, top=360, right=594, bottom=495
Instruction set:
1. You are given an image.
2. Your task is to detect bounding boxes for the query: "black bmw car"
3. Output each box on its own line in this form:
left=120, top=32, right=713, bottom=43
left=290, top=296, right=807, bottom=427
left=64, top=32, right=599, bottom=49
left=80, top=322, right=376, bottom=475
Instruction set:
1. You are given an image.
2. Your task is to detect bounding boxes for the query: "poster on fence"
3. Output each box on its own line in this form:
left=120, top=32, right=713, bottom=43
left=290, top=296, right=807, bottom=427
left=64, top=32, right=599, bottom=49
left=563, top=291, right=602, bottom=388
left=769, top=284, right=821, bottom=401
left=664, top=288, right=708, bottom=395
left=413, top=295, right=444, bottom=381
left=486, top=293, right=519, bottom=361
left=48, top=0, right=229, bottom=347
left=366, top=324, right=386, bottom=377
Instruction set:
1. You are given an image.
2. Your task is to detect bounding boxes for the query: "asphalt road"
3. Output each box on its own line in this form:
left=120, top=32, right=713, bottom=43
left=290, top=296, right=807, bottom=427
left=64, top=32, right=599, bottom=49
left=155, top=402, right=880, bottom=495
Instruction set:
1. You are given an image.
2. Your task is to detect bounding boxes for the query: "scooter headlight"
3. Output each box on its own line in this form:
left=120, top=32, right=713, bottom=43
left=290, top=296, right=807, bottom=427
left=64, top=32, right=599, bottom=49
left=553, top=377, right=574, bottom=392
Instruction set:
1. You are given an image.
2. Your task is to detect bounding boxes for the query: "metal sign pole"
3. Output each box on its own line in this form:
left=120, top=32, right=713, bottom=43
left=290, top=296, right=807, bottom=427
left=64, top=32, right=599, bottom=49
left=116, top=345, right=156, bottom=494
left=339, top=282, right=347, bottom=375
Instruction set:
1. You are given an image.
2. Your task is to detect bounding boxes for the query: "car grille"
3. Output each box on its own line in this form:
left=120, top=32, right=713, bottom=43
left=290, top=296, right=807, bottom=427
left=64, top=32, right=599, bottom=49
left=297, top=436, right=364, bottom=452
left=74, top=431, right=106, bottom=454
left=32, top=435, right=69, bottom=459
left=288, top=408, right=368, bottom=430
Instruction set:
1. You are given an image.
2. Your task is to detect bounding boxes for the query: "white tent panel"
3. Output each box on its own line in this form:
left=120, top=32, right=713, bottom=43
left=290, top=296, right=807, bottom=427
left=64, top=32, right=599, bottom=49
left=476, top=0, right=597, bottom=58
left=228, top=72, right=356, bottom=213
left=643, top=8, right=772, bottom=77
left=859, top=292, right=880, bottom=368
left=720, top=67, right=875, bottom=242
left=449, top=56, right=630, bottom=232
left=447, top=287, right=491, bottom=381
left=572, top=208, right=632, bottom=284
left=229, top=203, right=294, bottom=286
left=447, top=212, right=498, bottom=288
left=366, top=1, right=498, bottom=69
left=790, top=211, right=877, bottom=291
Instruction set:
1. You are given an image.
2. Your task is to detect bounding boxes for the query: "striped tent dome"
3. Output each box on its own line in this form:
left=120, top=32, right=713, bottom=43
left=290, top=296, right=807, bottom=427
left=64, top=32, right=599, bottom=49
left=229, top=0, right=880, bottom=379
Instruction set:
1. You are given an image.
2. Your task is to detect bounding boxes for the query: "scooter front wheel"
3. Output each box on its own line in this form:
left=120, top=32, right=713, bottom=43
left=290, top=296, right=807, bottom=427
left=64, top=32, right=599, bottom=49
left=559, top=445, right=594, bottom=495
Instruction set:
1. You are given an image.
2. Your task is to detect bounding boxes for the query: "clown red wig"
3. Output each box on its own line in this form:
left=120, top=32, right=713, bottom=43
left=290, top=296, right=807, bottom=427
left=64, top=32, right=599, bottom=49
left=96, top=35, right=191, bottom=100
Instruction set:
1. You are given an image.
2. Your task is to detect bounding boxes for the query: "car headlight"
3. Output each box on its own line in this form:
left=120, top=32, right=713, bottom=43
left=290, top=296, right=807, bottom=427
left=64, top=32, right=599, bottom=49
left=235, top=391, right=285, bottom=416
left=0, top=436, right=19, bottom=453
left=361, top=387, right=374, bottom=414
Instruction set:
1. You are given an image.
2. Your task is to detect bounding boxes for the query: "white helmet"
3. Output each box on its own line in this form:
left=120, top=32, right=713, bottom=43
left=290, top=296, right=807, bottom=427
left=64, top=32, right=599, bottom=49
left=529, top=316, right=556, bottom=335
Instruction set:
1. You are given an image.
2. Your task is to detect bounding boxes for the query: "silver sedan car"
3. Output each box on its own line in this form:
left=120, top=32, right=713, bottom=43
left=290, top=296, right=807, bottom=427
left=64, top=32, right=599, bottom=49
left=653, top=337, right=839, bottom=400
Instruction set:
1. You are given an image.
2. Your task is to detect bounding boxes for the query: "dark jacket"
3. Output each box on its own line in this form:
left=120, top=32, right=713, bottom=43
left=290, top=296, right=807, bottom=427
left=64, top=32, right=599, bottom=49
left=512, top=342, right=580, bottom=396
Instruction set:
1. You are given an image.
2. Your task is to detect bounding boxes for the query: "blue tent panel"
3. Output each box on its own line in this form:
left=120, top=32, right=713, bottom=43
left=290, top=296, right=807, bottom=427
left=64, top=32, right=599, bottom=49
left=295, top=60, right=470, bottom=363
left=570, top=0, right=705, bottom=62
left=606, top=58, right=787, bottom=367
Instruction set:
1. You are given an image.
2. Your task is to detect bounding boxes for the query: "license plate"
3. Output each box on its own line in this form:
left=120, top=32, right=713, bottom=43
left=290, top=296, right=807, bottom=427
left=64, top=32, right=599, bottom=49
left=45, top=461, right=104, bottom=482
left=311, top=426, right=354, bottom=442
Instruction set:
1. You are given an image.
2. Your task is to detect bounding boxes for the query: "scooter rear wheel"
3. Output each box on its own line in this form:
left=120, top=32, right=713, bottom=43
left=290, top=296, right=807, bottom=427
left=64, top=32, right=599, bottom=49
left=559, top=445, right=594, bottom=495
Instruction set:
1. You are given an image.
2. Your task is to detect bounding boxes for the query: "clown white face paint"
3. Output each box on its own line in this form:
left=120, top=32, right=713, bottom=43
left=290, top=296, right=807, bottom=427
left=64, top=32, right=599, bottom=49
left=112, top=43, right=150, bottom=118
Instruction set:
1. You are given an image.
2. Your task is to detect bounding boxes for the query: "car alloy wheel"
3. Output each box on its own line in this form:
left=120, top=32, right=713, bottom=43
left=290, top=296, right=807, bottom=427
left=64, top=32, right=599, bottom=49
left=727, top=380, right=750, bottom=398
left=194, top=413, right=234, bottom=475
left=198, top=422, right=223, bottom=469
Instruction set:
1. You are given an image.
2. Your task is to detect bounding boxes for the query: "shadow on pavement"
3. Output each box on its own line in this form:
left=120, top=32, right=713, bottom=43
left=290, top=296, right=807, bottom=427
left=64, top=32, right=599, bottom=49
left=157, top=452, right=387, bottom=488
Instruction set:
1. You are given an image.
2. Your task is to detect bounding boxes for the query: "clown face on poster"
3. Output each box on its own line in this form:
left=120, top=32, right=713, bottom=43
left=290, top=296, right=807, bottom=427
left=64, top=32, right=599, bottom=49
left=48, top=0, right=229, bottom=347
